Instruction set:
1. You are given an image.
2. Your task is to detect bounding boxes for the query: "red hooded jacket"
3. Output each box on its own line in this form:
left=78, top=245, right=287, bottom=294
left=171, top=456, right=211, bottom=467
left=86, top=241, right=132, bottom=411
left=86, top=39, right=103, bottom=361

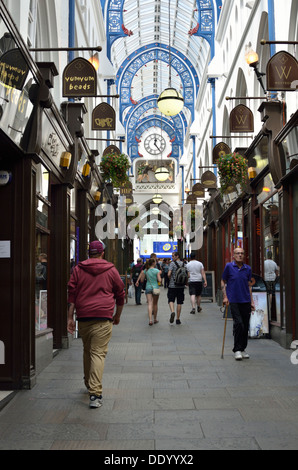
left=67, top=259, right=125, bottom=321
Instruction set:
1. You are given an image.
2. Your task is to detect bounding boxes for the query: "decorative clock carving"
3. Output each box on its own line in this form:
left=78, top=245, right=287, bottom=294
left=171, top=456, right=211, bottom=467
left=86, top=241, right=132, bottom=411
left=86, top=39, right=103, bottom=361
left=144, top=134, right=166, bottom=155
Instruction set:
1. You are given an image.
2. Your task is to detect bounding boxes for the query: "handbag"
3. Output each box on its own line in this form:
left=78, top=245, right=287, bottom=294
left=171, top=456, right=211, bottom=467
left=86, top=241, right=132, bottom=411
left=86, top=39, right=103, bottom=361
left=153, top=288, right=160, bottom=296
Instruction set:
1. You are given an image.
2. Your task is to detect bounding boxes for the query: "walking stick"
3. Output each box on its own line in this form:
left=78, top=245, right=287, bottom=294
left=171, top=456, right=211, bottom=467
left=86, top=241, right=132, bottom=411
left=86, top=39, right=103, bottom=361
left=221, top=304, right=229, bottom=359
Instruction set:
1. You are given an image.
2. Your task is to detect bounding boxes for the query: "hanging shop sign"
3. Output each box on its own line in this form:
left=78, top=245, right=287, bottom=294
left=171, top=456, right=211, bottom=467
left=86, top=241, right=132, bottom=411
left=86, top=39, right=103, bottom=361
left=63, top=57, right=97, bottom=97
left=0, top=48, right=29, bottom=91
left=201, top=171, right=217, bottom=189
left=191, top=183, right=205, bottom=198
left=92, top=103, right=116, bottom=131
left=186, top=194, right=198, bottom=205
left=103, top=145, right=121, bottom=156
left=266, top=51, right=298, bottom=92
left=230, top=104, right=254, bottom=133
left=212, top=142, right=231, bottom=164
left=120, top=181, right=133, bottom=196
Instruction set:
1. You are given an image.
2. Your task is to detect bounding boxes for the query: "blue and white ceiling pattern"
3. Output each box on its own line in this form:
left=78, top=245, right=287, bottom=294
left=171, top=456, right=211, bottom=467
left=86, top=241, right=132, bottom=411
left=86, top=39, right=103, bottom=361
left=104, top=0, right=222, bottom=162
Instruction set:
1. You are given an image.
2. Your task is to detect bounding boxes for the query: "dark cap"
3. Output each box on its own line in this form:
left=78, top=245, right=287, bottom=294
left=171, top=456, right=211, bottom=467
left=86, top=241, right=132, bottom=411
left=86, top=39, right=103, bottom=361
left=89, top=240, right=105, bottom=256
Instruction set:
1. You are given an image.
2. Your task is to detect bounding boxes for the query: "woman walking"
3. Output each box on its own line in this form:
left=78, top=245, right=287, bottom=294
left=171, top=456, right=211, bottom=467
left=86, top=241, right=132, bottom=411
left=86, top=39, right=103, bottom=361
left=136, top=258, right=161, bottom=325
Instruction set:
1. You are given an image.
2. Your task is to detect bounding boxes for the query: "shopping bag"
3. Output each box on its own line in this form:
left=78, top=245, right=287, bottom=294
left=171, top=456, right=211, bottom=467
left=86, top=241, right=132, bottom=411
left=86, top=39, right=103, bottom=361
left=128, top=284, right=134, bottom=298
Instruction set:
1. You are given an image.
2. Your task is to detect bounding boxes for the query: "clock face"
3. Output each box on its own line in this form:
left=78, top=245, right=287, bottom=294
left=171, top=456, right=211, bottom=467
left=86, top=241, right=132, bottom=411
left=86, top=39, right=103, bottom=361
left=144, top=134, right=166, bottom=155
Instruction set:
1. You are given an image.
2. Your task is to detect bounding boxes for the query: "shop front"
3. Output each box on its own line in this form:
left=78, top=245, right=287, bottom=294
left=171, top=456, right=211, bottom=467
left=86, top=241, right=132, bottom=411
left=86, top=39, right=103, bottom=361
left=275, top=110, right=298, bottom=346
left=0, top=5, right=100, bottom=389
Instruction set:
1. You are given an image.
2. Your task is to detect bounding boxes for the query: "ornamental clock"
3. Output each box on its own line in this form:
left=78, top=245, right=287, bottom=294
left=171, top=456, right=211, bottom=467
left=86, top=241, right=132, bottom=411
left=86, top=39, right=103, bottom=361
left=144, top=134, right=166, bottom=155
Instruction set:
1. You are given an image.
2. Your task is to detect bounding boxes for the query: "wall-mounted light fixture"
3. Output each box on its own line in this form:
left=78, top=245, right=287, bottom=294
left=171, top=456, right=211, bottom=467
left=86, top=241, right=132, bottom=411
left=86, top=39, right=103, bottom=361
left=94, top=190, right=101, bottom=201
left=245, top=49, right=267, bottom=94
left=82, top=162, right=91, bottom=177
left=89, top=52, right=100, bottom=71
left=60, top=151, right=72, bottom=168
left=248, top=167, right=257, bottom=180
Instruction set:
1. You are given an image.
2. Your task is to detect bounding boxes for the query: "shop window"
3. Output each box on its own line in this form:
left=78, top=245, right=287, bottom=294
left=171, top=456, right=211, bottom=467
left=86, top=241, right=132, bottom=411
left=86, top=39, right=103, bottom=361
left=35, top=164, right=50, bottom=332
left=256, top=173, right=275, bottom=204
left=262, top=193, right=280, bottom=324
left=247, top=135, right=269, bottom=177
left=35, top=233, right=48, bottom=332
left=279, top=124, right=298, bottom=172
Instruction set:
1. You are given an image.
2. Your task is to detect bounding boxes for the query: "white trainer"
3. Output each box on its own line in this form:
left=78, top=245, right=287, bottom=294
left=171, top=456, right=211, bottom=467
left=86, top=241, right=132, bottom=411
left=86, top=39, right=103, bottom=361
left=242, top=351, right=250, bottom=359
left=234, top=351, right=242, bottom=361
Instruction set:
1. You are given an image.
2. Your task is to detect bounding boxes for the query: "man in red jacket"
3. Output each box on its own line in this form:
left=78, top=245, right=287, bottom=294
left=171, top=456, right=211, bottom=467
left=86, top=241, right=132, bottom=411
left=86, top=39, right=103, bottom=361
left=67, top=240, right=125, bottom=408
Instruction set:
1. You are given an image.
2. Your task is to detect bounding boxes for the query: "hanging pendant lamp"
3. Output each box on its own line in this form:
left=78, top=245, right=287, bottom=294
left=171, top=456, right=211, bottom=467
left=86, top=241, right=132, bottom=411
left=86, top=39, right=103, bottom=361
left=158, top=88, right=184, bottom=117
left=155, top=166, right=169, bottom=182
left=153, top=193, right=163, bottom=204
left=158, top=0, right=184, bottom=117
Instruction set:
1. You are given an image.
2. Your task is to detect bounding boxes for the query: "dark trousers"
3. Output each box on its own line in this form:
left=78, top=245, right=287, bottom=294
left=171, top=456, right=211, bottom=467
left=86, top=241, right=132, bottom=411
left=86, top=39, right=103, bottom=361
left=230, top=303, right=251, bottom=353
left=134, top=281, right=142, bottom=304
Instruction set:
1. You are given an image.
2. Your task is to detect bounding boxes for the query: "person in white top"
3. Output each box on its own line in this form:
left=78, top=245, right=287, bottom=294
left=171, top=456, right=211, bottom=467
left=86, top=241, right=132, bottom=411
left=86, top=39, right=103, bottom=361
left=186, top=252, right=207, bottom=314
left=264, top=251, right=279, bottom=286
left=264, top=251, right=279, bottom=313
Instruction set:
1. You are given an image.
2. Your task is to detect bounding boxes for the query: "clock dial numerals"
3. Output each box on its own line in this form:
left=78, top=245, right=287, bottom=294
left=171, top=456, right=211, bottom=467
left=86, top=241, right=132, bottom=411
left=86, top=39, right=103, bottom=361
left=144, top=134, right=166, bottom=155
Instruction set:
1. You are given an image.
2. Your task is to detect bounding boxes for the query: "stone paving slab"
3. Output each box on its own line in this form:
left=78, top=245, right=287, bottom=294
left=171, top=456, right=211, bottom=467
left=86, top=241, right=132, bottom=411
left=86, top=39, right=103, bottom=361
left=1, top=289, right=298, bottom=451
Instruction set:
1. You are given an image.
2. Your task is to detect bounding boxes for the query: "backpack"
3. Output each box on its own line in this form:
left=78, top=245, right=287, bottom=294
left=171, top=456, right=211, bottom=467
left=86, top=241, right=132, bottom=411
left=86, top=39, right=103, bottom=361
left=36, top=262, right=46, bottom=281
left=174, top=261, right=188, bottom=287
left=132, top=265, right=142, bottom=281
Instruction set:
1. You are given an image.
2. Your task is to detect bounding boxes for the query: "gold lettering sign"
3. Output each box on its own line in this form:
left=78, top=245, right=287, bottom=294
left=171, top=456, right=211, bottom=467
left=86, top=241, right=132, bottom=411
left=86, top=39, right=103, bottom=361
left=92, top=103, right=116, bottom=131
left=0, top=48, right=29, bottom=91
left=212, top=142, right=231, bottom=164
left=103, top=145, right=121, bottom=156
left=230, top=104, right=254, bottom=133
left=186, top=194, right=198, bottom=205
left=192, top=183, right=205, bottom=198
left=267, top=51, right=298, bottom=92
left=63, top=57, right=97, bottom=97
left=120, top=181, right=133, bottom=196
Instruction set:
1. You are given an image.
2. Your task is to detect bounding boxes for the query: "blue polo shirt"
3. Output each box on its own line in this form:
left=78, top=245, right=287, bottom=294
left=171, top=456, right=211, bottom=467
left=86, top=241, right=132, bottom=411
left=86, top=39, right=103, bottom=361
left=222, top=262, right=252, bottom=303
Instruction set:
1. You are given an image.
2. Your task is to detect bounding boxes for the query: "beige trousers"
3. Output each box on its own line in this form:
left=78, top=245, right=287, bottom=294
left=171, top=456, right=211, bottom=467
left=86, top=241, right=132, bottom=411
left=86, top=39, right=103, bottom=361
left=78, top=320, right=113, bottom=397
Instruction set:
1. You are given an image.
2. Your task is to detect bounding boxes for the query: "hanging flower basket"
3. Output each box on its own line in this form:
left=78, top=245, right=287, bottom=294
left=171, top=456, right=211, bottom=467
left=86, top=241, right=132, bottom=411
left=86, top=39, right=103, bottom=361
left=217, top=153, right=248, bottom=195
left=100, top=153, right=131, bottom=189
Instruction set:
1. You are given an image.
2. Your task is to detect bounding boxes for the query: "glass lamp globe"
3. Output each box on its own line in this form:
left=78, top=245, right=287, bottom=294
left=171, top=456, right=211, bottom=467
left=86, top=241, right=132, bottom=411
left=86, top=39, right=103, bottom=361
left=157, top=88, right=184, bottom=116
left=245, top=50, right=259, bottom=67
left=153, top=193, right=163, bottom=204
left=155, top=167, right=169, bottom=182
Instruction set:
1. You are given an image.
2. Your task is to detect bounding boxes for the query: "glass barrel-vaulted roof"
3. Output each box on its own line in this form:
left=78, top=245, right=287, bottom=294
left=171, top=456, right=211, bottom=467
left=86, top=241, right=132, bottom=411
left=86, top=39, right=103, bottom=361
left=110, top=0, right=213, bottom=100
left=106, top=0, right=221, bottom=159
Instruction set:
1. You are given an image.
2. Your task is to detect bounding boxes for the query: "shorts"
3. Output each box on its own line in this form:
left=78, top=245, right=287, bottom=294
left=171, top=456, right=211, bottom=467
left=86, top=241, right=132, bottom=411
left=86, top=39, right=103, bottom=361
left=167, top=287, right=185, bottom=305
left=265, top=281, right=275, bottom=294
left=189, top=282, right=203, bottom=296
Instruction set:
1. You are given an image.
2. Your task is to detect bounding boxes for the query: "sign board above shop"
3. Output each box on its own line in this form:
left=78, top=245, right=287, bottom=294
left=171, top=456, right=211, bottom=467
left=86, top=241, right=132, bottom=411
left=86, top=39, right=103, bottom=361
left=63, top=57, right=97, bottom=98
left=0, top=48, right=29, bottom=91
left=103, top=145, right=121, bottom=156
left=92, top=102, right=115, bottom=131
left=266, top=51, right=298, bottom=92
left=212, top=142, right=231, bottom=164
left=230, top=104, right=254, bottom=133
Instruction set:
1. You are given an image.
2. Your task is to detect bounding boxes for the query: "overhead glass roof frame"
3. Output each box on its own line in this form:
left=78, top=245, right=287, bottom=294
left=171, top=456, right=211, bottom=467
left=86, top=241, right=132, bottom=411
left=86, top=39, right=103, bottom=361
left=105, top=0, right=222, bottom=160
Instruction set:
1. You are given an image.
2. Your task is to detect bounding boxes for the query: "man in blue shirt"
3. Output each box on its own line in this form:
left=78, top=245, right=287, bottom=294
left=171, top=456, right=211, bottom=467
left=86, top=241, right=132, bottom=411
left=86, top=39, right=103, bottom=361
left=221, top=248, right=255, bottom=361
